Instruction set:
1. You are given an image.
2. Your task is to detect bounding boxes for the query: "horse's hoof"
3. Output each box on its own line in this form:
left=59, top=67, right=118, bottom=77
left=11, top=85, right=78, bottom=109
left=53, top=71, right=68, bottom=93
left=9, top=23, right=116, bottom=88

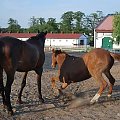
left=90, top=99, right=98, bottom=105
left=39, top=98, right=44, bottom=103
left=107, top=94, right=111, bottom=98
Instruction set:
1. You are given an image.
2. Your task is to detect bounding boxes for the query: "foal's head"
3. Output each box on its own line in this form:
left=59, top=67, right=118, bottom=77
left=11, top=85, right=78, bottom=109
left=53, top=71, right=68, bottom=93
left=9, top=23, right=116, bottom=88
left=51, top=49, right=65, bottom=69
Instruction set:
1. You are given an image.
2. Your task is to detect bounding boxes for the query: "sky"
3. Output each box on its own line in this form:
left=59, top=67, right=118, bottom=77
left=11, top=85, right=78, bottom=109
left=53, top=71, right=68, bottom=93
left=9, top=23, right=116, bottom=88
left=0, top=0, right=120, bottom=28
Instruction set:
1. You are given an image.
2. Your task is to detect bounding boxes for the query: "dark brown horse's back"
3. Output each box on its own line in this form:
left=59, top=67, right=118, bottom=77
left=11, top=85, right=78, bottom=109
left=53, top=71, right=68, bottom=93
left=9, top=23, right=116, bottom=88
left=0, top=36, right=44, bottom=72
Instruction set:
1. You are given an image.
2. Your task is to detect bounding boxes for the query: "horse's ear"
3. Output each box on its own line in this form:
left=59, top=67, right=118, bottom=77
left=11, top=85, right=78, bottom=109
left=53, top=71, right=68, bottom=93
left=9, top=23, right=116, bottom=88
left=52, top=48, right=55, bottom=53
left=59, top=49, right=62, bottom=52
left=44, top=31, right=47, bottom=35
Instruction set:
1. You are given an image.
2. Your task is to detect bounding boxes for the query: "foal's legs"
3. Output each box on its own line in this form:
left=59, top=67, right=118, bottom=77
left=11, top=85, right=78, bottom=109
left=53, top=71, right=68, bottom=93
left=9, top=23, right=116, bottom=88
left=0, top=67, right=5, bottom=107
left=59, top=77, right=68, bottom=94
left=17, top=72, right=28, bottom=104
left=104, top=70, right=115, bottom=97
left=51, top=76, right=59, bottom=89
left=35, top=67, right=44, bottom=103
left=51, top=76, right=68, bottom=95
left=51, top=76, right=60, bottom=95
left=90, top=73, right=108, bottom=104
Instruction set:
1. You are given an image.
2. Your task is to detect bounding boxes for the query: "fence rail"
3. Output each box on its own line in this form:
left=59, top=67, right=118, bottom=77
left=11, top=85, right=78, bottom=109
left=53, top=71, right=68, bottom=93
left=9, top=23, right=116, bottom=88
left=44, top=45, right=93, bottom=52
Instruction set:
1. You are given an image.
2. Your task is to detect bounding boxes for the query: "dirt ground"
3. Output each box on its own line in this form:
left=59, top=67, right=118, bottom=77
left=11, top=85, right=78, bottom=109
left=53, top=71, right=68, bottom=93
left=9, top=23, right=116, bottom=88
left=0, top=52, right=120, bottom=120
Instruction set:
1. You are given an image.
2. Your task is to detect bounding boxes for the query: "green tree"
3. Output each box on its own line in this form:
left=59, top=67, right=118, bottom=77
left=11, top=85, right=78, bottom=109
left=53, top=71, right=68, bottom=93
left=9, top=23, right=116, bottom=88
left=85, top=11, right=104, bottom=32
left=73, top=11, right=85, bottom=33
left=37, top=17, right=46, bottom=25
left=29, top=16, right=37, bottom=26
left=112, top=12, right=120, bottom=44
left=7, top=18, right=21, bottom=33
left=84, top=11, right=104, bottom=45
left=60, top=11, right=74, bottom=33
left=46, top=18, right=59, bottom=33
left=28, top=17, right=43, bottom=33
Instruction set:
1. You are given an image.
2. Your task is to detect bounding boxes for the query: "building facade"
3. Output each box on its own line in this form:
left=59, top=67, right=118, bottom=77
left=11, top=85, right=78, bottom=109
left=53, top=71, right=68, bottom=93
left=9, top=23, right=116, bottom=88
left=0, top=33, right=88, bottom=48
left=94, top=14, right=120, bottom=50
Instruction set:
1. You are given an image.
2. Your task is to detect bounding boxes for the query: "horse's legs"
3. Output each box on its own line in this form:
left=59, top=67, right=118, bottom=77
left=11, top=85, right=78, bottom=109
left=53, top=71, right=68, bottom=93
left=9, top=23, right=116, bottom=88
left=17, top=72, right=28, bottom=104
left=59, top=77, right=68, bottom=94
left=104, top=70, right=115, bottom=97
left=4, top=71, right=15, bottom=115
left=51, top=76, right=60, bottom=95
left=51, top=76, right=68, bottom=95
left=51, top=76, right=59, bottom=89
left=35, top=68, right=44, bottom=103
left=90, top=73, right=108, bottom=104
left=0, top=67, right=5, bottom=107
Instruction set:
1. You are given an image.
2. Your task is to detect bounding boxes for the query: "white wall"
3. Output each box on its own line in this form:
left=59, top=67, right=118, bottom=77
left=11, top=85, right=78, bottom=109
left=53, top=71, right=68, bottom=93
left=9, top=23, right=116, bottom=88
left=45, top=38, right=78, bottom=47
left=19, top=37, right=86, bottom=47
left=18, top=38, right=28, bottom=41
left=94, top=32, right=120, bottom=49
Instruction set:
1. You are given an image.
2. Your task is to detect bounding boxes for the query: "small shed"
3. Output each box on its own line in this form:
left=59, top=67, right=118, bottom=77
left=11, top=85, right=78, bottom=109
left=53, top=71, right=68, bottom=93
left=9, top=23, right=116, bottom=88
left=79, top=34, right=89, bottom=45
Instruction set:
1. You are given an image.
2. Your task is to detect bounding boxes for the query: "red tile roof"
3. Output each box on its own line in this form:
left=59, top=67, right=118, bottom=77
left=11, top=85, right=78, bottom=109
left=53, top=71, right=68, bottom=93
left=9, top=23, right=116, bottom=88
left=95, top=14, right=114, bottom=33
left=0, top=33, right=81, bottom=39
left=47, top=33, right=81, bottom=39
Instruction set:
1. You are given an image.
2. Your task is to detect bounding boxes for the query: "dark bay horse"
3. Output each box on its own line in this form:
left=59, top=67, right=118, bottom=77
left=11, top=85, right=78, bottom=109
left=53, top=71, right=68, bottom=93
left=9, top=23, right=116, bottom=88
left=0, top=31, right=47, bottom=115
left=51, top=48, right=120, bottom=104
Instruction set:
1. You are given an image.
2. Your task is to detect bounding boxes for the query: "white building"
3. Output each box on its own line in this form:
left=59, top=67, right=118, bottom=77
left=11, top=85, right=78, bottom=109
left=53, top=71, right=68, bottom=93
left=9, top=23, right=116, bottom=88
left=94, top=14, right=120, bottom=50
left=0, top=33, right=88, bottom=48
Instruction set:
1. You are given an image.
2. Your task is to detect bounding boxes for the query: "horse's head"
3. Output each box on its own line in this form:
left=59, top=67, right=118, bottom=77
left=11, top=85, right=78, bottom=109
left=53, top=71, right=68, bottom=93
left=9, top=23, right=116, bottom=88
left=51, top=48, right=66, bottom=69
left=37, top=31, right=47, bottom=45
left=28, top=31, right=47, bottom=48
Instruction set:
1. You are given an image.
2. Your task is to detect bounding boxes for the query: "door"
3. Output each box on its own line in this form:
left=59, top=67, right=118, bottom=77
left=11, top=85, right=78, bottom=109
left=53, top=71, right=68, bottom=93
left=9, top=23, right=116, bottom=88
left=102, top=37, right=113, bottom=49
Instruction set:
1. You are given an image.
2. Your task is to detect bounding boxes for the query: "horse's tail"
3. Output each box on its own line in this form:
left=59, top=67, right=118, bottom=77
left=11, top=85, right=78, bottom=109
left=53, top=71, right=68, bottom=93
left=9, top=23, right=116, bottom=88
left=110, top=52, right=120, bottom=62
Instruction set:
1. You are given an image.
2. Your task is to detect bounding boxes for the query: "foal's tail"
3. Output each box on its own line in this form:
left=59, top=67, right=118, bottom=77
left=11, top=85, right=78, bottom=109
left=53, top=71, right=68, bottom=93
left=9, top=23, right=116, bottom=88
left=110, top=52, right=120, bottom=62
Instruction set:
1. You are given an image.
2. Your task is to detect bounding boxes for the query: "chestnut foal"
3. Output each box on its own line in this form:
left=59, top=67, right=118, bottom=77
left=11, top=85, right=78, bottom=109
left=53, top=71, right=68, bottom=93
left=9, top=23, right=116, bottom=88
left=51, top=48, right=120, bottom=104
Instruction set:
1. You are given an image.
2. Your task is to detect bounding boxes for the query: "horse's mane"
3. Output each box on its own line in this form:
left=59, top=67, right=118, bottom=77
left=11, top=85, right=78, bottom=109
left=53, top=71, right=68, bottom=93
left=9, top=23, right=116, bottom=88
left=27, top=34, right=40, bottom=41
left=54, top=50, right=68, bottom=57
left=27, top=32, right=47, bottom=42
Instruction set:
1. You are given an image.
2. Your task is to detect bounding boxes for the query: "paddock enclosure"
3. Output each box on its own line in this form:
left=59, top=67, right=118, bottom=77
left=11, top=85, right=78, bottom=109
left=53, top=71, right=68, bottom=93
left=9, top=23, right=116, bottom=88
left=0, top=51, right=120, bottom=120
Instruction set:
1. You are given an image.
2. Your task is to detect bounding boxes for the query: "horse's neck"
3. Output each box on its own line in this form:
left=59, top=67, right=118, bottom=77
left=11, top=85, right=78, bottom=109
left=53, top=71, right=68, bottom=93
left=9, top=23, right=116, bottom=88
left=57, top=53, right=66, bottom=69
left=26, top=40, right=44, bottom=50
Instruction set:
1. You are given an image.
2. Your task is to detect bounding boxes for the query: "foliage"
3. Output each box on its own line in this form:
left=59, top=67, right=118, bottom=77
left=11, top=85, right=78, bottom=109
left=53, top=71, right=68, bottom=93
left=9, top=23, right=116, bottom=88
left=112, top=12, right=120, bottom=44
left=7, top=18, right=21, bottom=33
left=60, top=11, right=74, bottom=33
left=28, top=17, right=59, bottom=33
left=73, top=11, right=85, bottom=33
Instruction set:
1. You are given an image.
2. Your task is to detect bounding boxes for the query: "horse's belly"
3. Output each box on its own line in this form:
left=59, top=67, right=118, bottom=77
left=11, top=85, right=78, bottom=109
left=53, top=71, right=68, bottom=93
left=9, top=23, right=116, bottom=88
left=74, top=73, right=91, bottom=82
left=16, top=62, right=36, bottom=72
left=70, top=70, right=91, bottom=82
left=17, top=66, right=33, bottom=72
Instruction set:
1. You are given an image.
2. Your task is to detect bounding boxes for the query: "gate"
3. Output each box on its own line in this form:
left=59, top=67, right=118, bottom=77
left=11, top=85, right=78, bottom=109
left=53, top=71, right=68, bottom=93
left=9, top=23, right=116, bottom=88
left=102, top=37, right=113, bottom=49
